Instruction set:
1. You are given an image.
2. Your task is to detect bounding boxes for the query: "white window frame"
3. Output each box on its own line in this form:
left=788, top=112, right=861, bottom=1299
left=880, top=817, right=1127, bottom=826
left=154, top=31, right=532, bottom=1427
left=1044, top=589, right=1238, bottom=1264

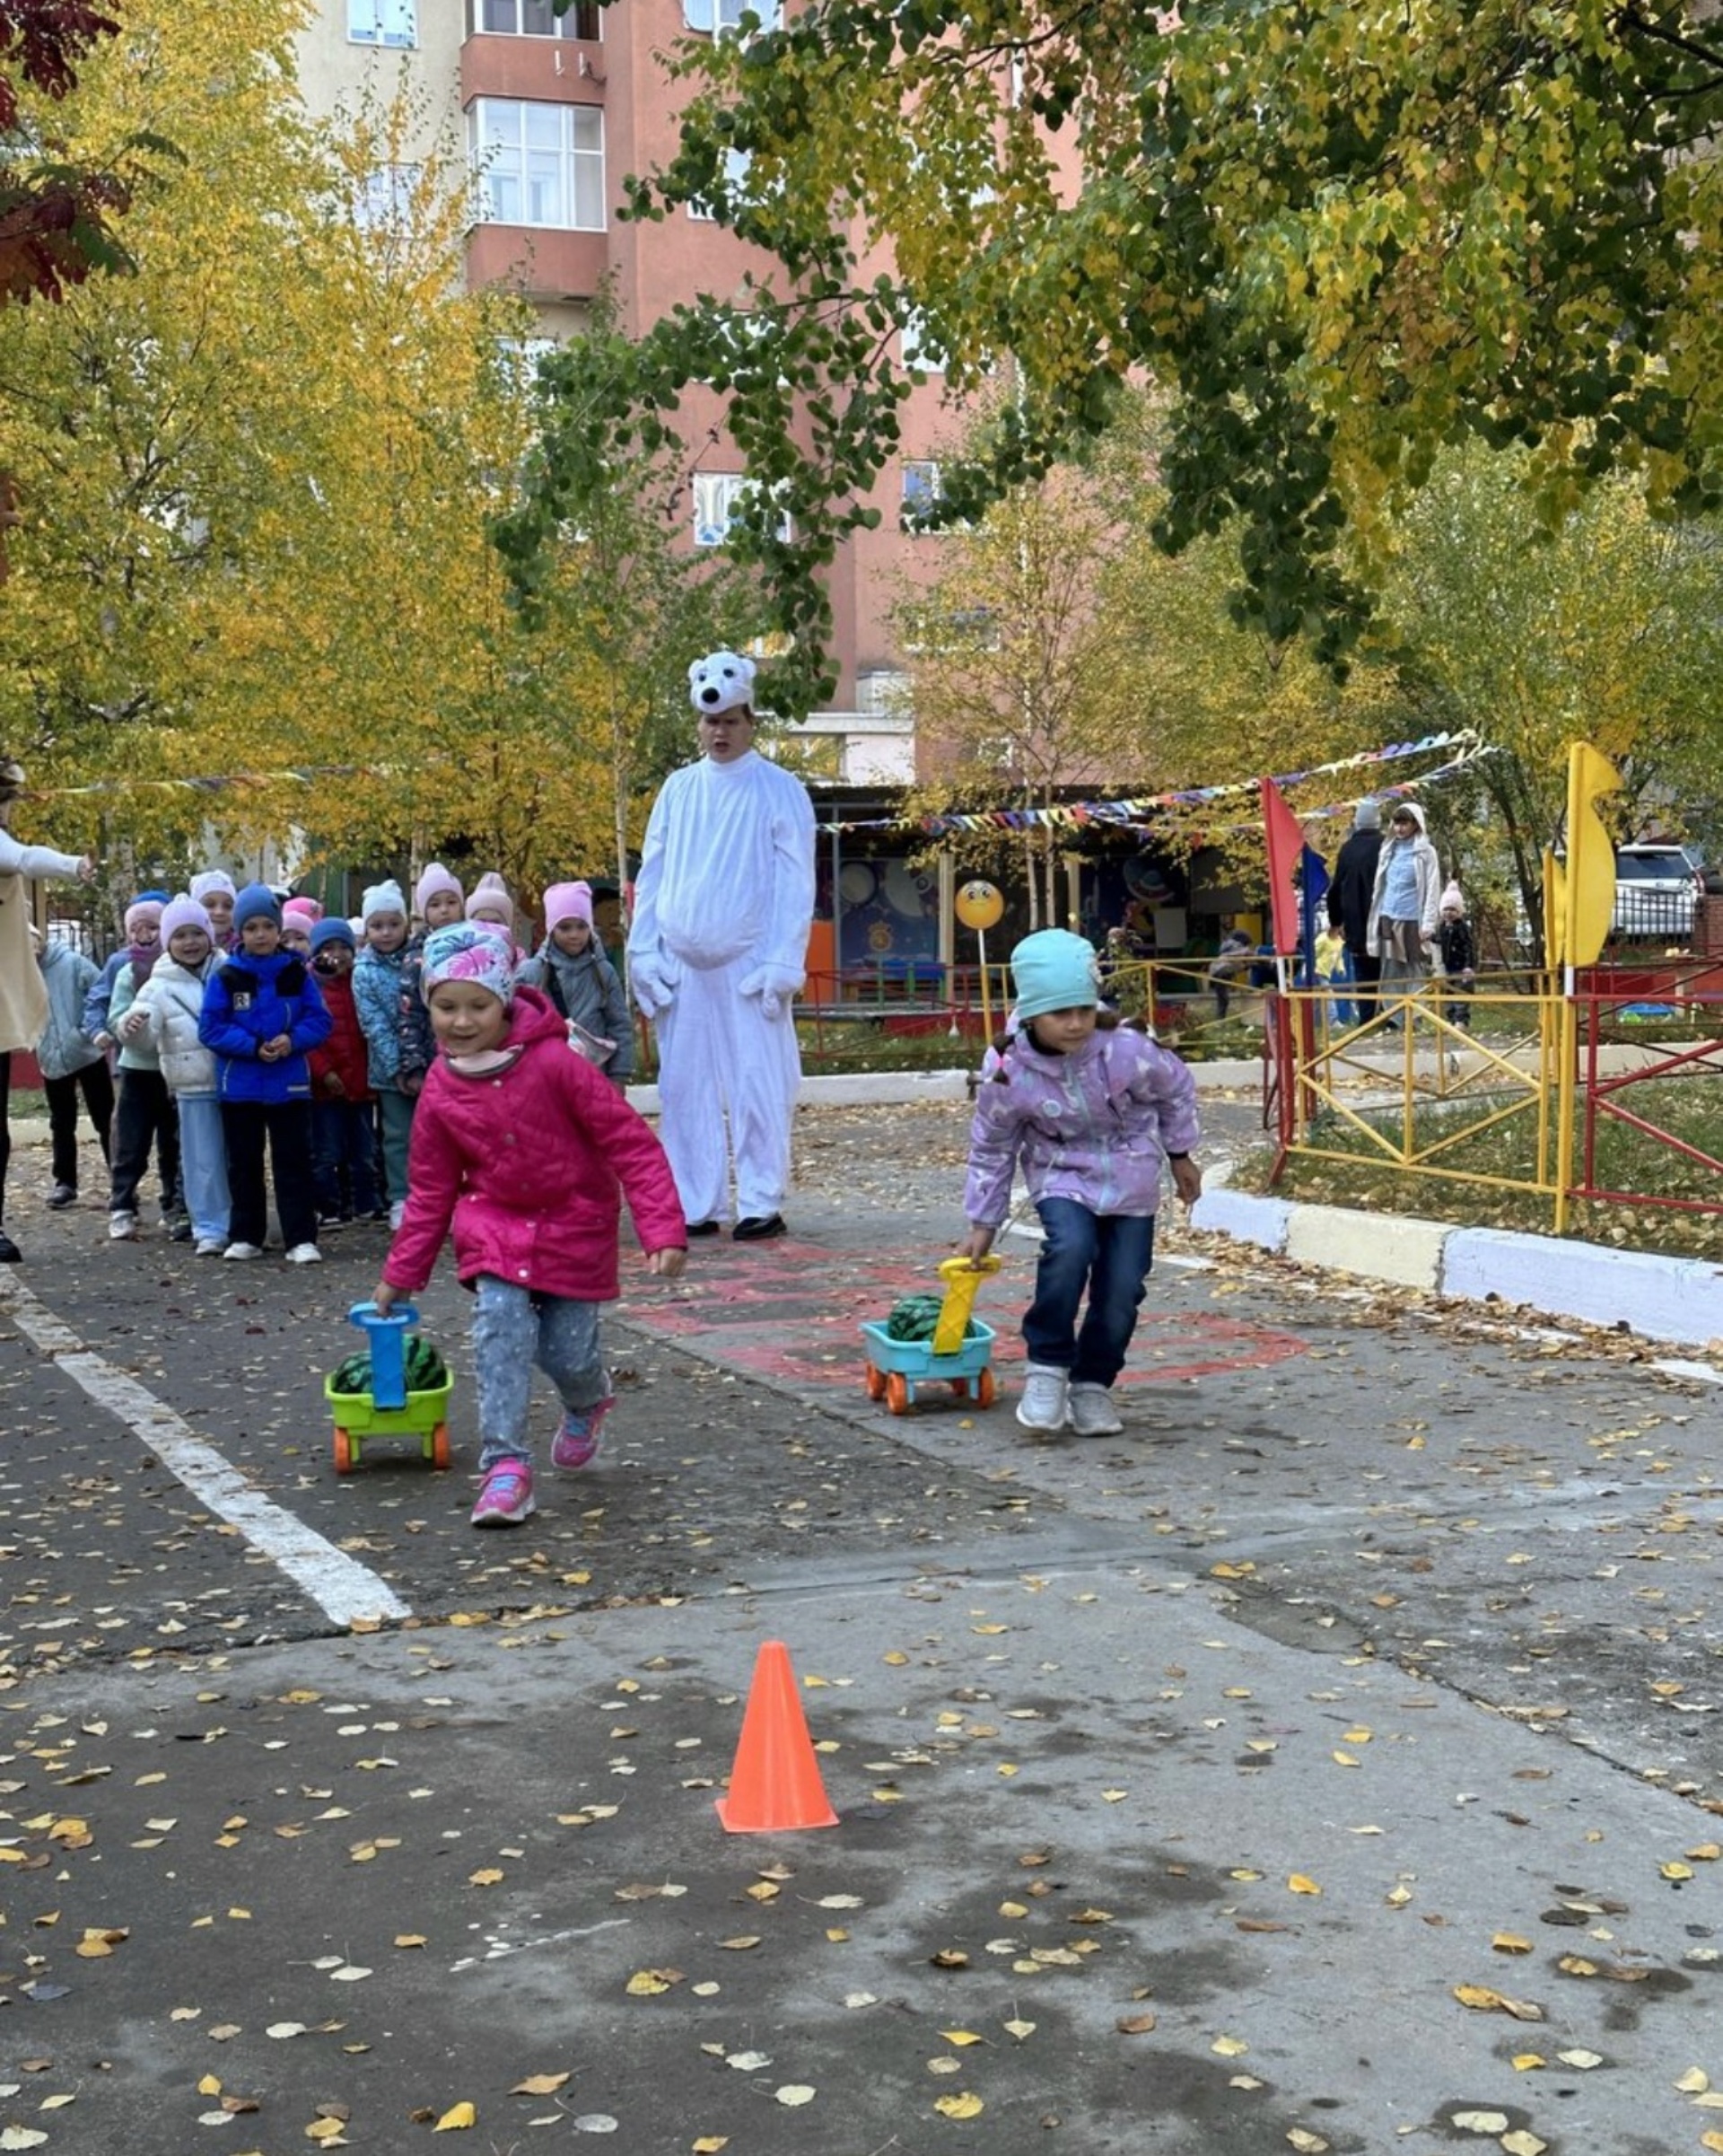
left=349, top=0, right=416, bottom=48
left=355, top=162, right=422, bottom=235
left=474, top=0, right=601, bottom=36
left=683, top=0, right=781, bottom=34
left=470, top=98, right=606, bottom=232
left=693, top=471, right=792, bottom=548
left=901, top=460, right=942, bottom=521
left=900, top=309, right=947, bottom=374
left=687, top=145, right=754, bottom=221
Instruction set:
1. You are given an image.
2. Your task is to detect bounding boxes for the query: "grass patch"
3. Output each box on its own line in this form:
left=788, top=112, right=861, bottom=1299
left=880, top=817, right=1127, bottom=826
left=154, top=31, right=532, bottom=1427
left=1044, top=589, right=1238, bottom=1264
left=1231, top=1073, right=1723, bottom=1262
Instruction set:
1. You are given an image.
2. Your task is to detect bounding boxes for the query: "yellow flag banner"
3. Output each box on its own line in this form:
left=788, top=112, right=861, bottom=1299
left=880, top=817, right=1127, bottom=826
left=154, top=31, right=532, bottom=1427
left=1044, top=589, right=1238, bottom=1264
left=1562, top=741, right=1624, bottom=969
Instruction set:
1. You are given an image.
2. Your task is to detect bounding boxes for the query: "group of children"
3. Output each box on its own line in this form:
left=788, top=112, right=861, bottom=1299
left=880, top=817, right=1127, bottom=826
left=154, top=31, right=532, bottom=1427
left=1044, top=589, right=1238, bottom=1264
left=44, top=866, right=634, bottom=1270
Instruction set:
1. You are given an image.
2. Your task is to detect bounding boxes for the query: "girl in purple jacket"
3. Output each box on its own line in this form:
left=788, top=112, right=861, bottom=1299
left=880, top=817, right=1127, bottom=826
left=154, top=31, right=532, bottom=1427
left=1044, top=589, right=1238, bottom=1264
left=373, top=924, right=687, bottom=1529
left=960, top=930, right=1202, bottom=1439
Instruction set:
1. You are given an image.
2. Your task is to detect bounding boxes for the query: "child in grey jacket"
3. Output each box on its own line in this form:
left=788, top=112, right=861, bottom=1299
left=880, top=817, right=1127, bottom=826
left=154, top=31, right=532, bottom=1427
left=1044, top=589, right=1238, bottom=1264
left=32, top=929, right=113, bottom=1208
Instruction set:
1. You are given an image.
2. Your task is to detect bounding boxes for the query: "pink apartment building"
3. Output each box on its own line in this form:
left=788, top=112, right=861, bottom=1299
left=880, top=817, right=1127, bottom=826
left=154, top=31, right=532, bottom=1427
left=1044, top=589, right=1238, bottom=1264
left=298, top=0, right=969, bottom=787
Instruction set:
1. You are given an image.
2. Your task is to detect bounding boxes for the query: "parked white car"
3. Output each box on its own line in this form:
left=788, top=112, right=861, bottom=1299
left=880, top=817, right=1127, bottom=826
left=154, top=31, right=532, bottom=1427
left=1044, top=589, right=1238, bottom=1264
left=1513, top=843, right=1706, bottom=951
left=1612, top=844, right=1704, bottom=941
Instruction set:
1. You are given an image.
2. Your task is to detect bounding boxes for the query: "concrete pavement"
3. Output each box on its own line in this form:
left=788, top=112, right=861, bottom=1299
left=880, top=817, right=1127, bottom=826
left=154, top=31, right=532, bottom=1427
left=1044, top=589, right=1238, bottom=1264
left=2, top=1099, right=1722, bottom=2153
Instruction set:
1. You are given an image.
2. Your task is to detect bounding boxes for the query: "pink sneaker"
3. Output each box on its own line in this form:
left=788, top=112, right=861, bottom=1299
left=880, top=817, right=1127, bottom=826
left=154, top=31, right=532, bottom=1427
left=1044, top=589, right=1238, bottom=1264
left=470, top=1459, right=536, bottom=1528
left=551, top=1392, right=615, bottom=1472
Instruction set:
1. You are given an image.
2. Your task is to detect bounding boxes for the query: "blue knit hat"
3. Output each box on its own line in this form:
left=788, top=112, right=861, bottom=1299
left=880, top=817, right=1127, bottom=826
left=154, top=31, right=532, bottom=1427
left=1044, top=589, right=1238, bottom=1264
left=310, top=917, right=355, bottom=954
left=232, top=881, right=282, bottom=930
left=1011, top=929, right=1101, bottom=1021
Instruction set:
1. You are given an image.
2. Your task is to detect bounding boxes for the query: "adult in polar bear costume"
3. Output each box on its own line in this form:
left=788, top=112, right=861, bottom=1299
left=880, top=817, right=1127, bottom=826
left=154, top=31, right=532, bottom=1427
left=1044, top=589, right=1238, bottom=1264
left=627, top=653, right=816, bottom=1240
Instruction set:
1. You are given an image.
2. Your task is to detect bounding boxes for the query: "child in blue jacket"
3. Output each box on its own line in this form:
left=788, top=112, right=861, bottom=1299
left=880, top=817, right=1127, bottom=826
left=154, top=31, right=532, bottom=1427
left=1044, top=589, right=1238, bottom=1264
left=197, top=882, right=332, bottom=1263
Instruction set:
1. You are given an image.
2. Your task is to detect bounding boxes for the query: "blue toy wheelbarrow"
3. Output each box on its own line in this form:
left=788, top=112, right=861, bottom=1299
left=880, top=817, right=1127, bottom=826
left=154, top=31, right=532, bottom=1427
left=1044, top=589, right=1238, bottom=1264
left=861, top=1256, right=1001, bottom=1415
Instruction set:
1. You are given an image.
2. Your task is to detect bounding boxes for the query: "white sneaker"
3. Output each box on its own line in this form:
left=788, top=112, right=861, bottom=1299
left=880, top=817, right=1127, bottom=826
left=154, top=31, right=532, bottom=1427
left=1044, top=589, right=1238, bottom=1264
left=1015, top=1362, right=1070, bottom=1433
left=285, top=1243, right=323, bottom=1265
left=1068, top=1382, right=1124, bottom=1437
left=223, top=1240, right=264, bottom=1261
left=194, top=1236, right=226, bottom=1257
left=108, top=1211, right=138, bottom=1241
left=389, top=1201, right=406, bottom=1231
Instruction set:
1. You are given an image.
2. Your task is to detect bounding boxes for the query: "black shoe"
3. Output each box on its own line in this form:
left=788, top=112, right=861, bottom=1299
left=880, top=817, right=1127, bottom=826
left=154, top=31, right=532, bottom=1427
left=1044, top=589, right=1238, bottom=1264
left=46, top=1183, right=75, bottom=1209
left=169, top=1219, right=193, bottom=1244
left=684, top=1219, right=722, bottom=1238
left=0, top=1231, right=21, bottom=1263
left=732, top=1214, right=786, bottom=1241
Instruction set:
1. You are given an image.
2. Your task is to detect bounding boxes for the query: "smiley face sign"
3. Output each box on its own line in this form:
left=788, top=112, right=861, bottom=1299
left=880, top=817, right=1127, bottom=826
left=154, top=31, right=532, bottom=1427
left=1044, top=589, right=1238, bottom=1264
left=955, top=880, right=1004, bottom=931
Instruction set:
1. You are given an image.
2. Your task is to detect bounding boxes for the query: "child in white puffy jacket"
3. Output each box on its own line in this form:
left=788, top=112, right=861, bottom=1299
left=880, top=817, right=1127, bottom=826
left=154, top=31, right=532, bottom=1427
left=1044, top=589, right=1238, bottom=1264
left=123, top=895, right=231, bottom=1255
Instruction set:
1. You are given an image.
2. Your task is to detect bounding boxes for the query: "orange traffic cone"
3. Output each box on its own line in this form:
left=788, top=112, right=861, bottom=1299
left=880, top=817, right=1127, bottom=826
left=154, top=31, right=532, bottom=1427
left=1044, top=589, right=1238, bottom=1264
left=715, top=1640, right=839, bottom=1834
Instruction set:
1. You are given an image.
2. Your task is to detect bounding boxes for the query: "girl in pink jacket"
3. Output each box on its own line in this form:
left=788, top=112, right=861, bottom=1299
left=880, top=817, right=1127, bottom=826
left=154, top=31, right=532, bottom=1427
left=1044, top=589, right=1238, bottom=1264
left=374, top=924, right=687, bottom=1529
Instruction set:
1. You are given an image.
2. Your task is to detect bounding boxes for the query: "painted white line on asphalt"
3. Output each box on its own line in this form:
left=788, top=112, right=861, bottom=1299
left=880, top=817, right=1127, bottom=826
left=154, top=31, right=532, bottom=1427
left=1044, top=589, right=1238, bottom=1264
left=0, top=1278, right=410, bottom=1627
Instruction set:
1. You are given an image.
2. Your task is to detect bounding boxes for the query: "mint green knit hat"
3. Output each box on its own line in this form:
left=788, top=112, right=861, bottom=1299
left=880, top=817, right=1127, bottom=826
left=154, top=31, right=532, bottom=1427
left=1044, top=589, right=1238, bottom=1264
left=1011, top=930, right=1100, bottom=1021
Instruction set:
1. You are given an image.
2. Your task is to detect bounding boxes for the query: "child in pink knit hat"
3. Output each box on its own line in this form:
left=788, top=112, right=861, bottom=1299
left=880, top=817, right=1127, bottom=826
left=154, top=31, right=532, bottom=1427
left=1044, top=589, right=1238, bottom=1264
left=1436, top=883, right=1476, bottom=1029
left=398, top=863, right=468, bottom=1101
left=520, top=881, right=634, bottom=1089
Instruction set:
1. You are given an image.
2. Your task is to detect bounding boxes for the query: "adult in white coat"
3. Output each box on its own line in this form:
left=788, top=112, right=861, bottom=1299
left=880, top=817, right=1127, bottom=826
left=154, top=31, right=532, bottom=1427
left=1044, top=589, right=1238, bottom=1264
left=0, top=756, right=96, bottom=1262
left=627, top=653, right=816, bottom=1240
left=1366, top=799, right=1442, bottom=1010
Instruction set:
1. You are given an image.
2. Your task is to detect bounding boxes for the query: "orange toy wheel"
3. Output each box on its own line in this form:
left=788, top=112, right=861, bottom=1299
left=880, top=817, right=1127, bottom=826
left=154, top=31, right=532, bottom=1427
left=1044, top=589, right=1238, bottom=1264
left=974, top=1368, right=997, bottom=1408
left=332, top=1428, right=357, bottom=1475
left=864, top=1363, right=888, bottom=1401
left=430, top=1422, right=451, bottom=1470
left=885, top=1372, right=910, bottom=1415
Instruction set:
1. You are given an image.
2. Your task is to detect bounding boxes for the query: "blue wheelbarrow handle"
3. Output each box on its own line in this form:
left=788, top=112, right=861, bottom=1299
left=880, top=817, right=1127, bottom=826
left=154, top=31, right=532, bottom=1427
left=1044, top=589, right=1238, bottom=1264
left=347, top=1299, right=419, bottom=1331
left=345, top=1300, right=420, bottom=1413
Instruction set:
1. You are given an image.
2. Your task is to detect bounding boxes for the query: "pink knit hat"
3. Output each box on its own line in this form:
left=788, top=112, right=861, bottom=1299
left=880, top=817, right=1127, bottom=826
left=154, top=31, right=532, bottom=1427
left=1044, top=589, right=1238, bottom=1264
left=159, top=894, right=212, bottom=943
left=415, top=862, right=463, bottom=916
left=542, top=880, right=593, bottom=930
left=123, top=898, right=163, bottom=941
left=465, top=871, right=514, bottom=925
left=282, top=896, right=323, bottom=928
left=1440, top=881, right=1465, bottom=913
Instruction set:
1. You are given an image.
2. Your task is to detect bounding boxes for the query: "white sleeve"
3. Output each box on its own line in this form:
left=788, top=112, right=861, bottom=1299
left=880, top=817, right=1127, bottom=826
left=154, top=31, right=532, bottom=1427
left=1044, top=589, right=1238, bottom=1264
left=0, top=832, right=83, bottom=880
left=760, top=774, right=816, bottom=978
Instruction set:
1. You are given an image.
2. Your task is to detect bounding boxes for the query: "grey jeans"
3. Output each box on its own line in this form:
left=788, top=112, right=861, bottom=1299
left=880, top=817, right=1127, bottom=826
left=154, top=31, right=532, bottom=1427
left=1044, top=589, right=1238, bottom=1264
left=470, top=1274, right=608, bottom=1469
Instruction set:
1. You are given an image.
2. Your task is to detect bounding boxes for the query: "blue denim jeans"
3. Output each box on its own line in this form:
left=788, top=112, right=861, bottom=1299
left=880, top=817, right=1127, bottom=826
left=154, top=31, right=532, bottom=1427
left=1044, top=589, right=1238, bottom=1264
left=312, top=1098, right=382, bottom=1217
left=470, top=1275, right=608, bottom=1470
left=1023, top=1199, right=1156, bottom=1389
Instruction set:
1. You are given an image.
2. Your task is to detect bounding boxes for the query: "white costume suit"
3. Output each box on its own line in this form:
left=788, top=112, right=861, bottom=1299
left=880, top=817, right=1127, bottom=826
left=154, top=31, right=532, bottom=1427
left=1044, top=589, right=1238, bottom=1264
left=628, top=748, right=816, bottom=1223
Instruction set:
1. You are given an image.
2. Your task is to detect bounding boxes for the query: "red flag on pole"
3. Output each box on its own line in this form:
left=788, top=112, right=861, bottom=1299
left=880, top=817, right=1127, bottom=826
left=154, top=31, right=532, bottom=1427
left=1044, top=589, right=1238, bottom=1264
left=1260, top=777, right=1306, bottom=953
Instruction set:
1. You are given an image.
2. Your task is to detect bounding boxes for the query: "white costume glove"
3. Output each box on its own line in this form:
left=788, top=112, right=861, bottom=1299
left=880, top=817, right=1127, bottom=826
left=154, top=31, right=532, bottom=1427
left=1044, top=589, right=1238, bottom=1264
left=740, top=964, right=803, bottom=1023
left=629, top=953, right=676, bottom=1020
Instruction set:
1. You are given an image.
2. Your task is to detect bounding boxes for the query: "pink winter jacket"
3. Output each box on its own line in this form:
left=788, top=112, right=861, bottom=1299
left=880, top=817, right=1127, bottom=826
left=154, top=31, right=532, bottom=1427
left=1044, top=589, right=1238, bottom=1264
left=382, top=988, right=686, bottom=1302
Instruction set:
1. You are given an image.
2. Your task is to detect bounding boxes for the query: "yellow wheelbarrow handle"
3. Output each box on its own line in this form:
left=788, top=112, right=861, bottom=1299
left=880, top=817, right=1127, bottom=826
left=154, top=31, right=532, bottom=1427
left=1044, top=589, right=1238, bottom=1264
left=932, top=1252, right=1001, bottom=1357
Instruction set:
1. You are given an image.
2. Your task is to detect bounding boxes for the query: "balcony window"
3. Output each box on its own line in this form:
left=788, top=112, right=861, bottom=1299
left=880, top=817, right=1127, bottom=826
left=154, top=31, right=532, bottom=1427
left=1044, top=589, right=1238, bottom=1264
left=476, top=0, right=601, bottom=34
left=683, top=0, right=781, bottom=32
left=471, top=98, right=606, bottom=231
left=350, top=0, right=416, bottom=47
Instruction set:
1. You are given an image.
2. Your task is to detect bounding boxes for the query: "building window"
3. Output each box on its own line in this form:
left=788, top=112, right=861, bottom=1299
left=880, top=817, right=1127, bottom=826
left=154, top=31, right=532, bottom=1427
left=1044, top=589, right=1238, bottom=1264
left=901, top=460, right=942, bottom=519
left=693, top=472, right=792, bottom=548
left=476, top=0, right=600, bottom=35
left=683, top=0, right=781, bottom=33
left=495, top=333, right=560, bottom=389
left=687, top=145, right=753, bottom=221
left=900, top=311, right=946, bottom=373
left=355, top=162, right=422, bottom=234
left=350, top=0, right=416, bottom=47
left=471, top=99, right=606, bottom=231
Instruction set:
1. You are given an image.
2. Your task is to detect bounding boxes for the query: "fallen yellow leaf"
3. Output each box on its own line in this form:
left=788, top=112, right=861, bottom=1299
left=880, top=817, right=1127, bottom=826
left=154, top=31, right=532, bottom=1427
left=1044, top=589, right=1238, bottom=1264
left=940, top=2031, right=984, bottom=2047
left=1287, top=1875, right=1322, bottom=1897
left=433, top=2101, right=477, bottom=2131
left=933, top=2093, right=984, bottom=2118
left=1491, top=1933, right=1534, bottom=1955
left=509, top=2074, right=570, bottom=2096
